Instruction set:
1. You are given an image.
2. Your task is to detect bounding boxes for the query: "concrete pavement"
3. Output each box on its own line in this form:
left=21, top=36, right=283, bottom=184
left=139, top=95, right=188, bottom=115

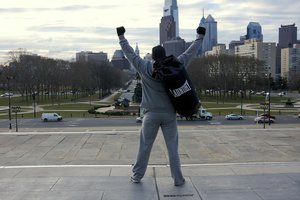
left=0, top=126, right=300, bottom=199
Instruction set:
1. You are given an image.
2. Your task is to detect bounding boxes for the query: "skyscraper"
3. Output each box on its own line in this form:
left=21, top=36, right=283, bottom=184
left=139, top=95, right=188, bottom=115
left=160, top=16, right=176, bottom=45
left=276, top=24, right=298, bottom=75
left=160, top=0, right=178, bottom=45
left=281, top=44, right=300, bottom=82
left=163, top=0, right=179, bottom=37
left=163, top=37, right=186, bottom=57
left=246, top=22, right=263, bottom=41
left=198, top=13, right=218, bottom=55
left=279, top=24, right=297, bottom=48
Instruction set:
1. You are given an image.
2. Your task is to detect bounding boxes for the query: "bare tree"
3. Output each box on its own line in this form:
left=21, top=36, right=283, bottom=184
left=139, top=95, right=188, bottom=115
left=188, top=55, right=265, bottom=101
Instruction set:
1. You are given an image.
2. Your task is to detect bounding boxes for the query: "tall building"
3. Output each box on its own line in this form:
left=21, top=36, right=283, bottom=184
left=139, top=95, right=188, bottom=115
left=135, top=43, right=140, bottom=56
left=279, top=24, right=298, bottom=48
left=205, top=44, right=234, bottom=56
left=163, top=37, right=186, bottom=57
left=276, top=24, right=298, bottom=76
left=163, top=0, right=179, bottom=37
left=198, top=14, right=218, bottom=55
left=76, top=51, right=108, bottom=64
left=229, top=40, right=244, bottom=50
left=160, top=0, right=178, bottom=45
left=246, top=22, right=263, bottom=41
left=131, top=43, right=140, bottom=72
left=281, top=44, right=300, bottom=82
left=235, top=39, right=276, bottom=78
left=160, top=16, right=176, bottom=45
left=111, top=50, right=130, bottom=71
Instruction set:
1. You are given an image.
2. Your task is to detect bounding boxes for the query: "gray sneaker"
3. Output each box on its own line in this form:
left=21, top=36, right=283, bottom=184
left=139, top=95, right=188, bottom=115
left=174, top=178, right=185, bottom=186
left=131, top=176, right=140, bottom=184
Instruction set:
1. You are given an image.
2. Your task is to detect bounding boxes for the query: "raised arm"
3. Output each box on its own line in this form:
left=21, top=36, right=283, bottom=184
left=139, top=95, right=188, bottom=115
left=177, top=26, right=206, bottom=68
left=117, top=26, right=149, bottom=74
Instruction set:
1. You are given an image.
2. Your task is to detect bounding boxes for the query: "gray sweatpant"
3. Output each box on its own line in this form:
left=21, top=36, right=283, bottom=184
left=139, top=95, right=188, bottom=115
left=132, top=111, right=185, bottom=185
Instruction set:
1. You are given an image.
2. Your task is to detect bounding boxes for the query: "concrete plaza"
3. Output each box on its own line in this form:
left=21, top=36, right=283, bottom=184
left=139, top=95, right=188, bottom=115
left=0, top=125, right=300, bottom=199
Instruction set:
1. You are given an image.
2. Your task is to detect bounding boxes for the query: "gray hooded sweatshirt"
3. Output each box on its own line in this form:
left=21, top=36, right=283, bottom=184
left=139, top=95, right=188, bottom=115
left=119, top=35, right=203, bottom=113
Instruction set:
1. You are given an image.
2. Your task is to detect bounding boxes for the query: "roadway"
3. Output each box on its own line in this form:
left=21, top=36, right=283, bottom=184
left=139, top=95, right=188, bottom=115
left=0, top=115, right=299, bottom=132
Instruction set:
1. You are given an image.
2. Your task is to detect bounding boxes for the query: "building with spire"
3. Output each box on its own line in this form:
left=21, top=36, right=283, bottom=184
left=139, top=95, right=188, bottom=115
left=130, top=43, right=140, bottom=72
left=163, top=0, right=179, bottom=37
left=160, top=0, right=179, bottom=45
left=135, top=43, right=140, bottom=56
left=198, top=11, right=218, bottom=55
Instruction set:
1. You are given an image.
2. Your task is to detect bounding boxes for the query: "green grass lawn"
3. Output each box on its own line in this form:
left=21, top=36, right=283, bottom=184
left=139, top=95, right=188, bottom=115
left=199, top=94, right=290, bottom=104
left=0, top=94, right=106, bottom=107
left=202, top=102, right=239, bottom=108
left=41, top=103, right=111, bottom=110
left=0, top=92, right=298, bottom=119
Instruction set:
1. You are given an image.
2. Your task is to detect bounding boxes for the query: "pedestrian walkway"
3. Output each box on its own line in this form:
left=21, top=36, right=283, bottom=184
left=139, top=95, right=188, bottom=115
left=0, top=127, right=300, bottom=199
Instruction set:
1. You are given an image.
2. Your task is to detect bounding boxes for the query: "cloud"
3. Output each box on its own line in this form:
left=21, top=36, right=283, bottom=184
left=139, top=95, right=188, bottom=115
left=0, top=5, right=106, bottom=13
left=0, top=0, right=299, bottom=64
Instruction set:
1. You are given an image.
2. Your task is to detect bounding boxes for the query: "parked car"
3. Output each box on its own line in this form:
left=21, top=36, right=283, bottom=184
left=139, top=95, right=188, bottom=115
left=259, top=113, right=276, bottom=119
left=298, top=114, right=300, bottom=119
left=277, top=91, right=287, bottom=97
left=41, top=113, right=62, bottom=122
left=180, top=106, right=213, bottom=121
left=0, top=92, right=13, bottom=97
left=254, top=116, right=275, bottom=123
left=225, top=114, right=244, bottom=120
left=256, top=91, right=266, bottom=95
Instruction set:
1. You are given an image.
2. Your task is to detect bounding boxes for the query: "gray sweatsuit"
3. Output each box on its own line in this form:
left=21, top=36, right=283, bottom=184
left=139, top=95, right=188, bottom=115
left=119, top=34, right=203, bottom=185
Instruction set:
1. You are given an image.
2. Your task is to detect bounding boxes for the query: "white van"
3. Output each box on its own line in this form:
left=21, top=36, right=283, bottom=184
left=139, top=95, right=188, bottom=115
left=41, top=113, right=63, bottom=122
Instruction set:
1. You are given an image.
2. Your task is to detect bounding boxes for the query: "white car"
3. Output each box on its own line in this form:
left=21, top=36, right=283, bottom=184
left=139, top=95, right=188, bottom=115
left=0, top=92, right=13, bottom=97
left=254, top=116, right=275, bottom=123
left=41, top=113, right=63, bottom=122
left=136, top=116, right=143, bottom=123
left=278, top=92, right=287, bottom=97
left=225, top=114, right=244, bottom=120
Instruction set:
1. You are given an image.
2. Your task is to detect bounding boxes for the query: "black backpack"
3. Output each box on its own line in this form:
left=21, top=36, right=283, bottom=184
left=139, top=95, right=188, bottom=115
left=152, top=55, right=200, bottom=117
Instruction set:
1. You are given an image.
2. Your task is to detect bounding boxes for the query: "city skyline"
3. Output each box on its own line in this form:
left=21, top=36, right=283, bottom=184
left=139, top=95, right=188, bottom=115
left=0, top=0, right=299, bottom=64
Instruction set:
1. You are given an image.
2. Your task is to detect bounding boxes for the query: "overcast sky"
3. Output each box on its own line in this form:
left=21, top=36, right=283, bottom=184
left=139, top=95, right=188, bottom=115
left=1, top=0, right=299, bottom=64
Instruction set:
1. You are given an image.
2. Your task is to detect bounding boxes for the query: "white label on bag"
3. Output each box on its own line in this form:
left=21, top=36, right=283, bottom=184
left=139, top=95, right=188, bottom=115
left=169, top=80, right=191, bottom=98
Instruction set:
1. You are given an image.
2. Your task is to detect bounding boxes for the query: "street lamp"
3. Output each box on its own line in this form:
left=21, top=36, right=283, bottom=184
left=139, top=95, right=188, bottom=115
left=267, top=73, right=271, bottom=125
left=240, top=76, right=246, bottom=116
left=7, top=77, right=12, bottom=129
left=89, top=94, right=92, bottom=106
left=32, top=92, right=37, bottom=118
left=264, top=73, right=271, bottom=126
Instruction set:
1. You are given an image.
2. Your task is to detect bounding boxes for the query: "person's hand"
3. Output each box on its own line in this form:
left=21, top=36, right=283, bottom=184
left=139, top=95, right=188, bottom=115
left=116, top=26, right=126, bottom=36
left=196, top=26, right=206, bottom=36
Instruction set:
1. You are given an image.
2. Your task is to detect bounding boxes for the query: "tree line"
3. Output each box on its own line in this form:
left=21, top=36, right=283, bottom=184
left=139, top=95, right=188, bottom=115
left=187, top=54, right=288, bottom=101
left=0, top=49, right=129, bottom=103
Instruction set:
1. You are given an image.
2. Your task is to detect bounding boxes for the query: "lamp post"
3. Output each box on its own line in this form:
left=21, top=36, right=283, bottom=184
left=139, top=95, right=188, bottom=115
left=89, top=94, right=91, bottom=106
left=12, top=106, right=20, bottom=132
left=240, top=79, right=244, bottom=116
left=7, top=77, right=12, bottom=130
left=264, top=73, right=271, bottom=126
left=240, top=76, right=246, bottom=116
left=267, top=73, right=271, bottom=125
left=32, top=92, right=37, bottom=118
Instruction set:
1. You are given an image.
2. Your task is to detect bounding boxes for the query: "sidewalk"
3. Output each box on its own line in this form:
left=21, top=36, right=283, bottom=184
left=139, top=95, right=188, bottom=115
left=0, top=127, right=300, bottom=200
